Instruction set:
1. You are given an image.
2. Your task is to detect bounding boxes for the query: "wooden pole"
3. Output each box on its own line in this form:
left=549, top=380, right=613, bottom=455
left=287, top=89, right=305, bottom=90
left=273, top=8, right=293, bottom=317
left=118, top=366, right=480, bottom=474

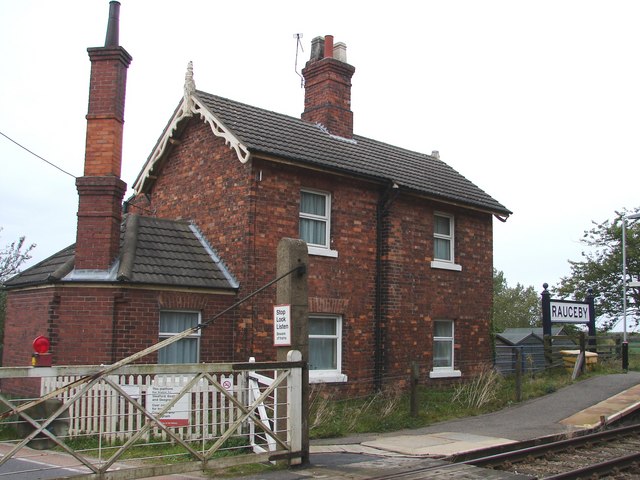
left=410, top=362, right=419, bottom=417
left=275, top=238, right=309, bottom=465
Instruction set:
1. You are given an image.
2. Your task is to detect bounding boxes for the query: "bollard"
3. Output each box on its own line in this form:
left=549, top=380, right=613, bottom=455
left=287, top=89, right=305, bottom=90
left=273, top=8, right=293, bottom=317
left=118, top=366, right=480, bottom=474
left=514, top=347, right=522, bottom=402
left=622, top=342, right=629, bottom=372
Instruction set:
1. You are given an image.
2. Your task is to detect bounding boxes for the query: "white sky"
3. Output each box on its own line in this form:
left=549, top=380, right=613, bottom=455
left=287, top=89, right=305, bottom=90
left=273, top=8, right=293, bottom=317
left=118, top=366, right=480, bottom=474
left=1, top=0, right=638, bottom=292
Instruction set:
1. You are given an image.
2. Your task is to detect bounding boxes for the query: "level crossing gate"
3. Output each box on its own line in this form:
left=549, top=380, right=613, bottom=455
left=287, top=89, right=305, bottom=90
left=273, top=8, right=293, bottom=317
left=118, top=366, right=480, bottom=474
left=0, top=351, right=304, bottom=479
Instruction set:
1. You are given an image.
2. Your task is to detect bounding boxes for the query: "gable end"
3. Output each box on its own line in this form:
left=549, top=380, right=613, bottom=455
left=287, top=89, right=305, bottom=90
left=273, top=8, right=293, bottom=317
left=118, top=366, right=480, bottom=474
left=133, top=93, right=250, bottom=194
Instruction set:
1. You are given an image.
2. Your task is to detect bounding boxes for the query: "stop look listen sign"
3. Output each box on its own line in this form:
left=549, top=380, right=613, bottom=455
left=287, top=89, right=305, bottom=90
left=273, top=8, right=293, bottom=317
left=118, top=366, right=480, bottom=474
left=274, top=305, right=291, bottom=346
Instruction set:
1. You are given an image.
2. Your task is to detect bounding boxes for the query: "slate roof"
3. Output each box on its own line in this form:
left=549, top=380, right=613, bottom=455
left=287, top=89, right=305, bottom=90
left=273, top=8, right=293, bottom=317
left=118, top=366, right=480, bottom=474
left=3, top=215, right=238, bottom=291
left=194, top=91, right=511, bottom=216
left=2, top=244, right=76, bottom=288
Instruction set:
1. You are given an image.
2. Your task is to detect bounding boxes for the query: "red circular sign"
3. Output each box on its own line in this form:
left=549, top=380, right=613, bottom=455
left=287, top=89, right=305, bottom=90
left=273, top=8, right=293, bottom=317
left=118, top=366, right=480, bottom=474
left=33, top=336, right=50, bottom=354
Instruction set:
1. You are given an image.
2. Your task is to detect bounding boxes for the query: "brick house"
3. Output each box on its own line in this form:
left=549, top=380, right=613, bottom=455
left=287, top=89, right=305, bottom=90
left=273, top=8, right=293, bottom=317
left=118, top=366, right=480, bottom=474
left=3, top=3, right=511, bottom=394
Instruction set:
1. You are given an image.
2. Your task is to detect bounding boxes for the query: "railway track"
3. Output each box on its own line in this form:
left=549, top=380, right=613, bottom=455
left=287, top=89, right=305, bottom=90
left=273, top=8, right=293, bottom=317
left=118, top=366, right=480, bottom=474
left=461, top=423, right=640, bottom=479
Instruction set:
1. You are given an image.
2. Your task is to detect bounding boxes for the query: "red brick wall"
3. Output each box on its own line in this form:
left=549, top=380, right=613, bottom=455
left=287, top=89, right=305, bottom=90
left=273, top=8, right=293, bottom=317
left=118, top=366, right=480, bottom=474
left=133, top=115, right=495, bottom=394
left=381, top=198, right=494, bottom=384
left=250, top=160, right=379, bottom=391
left=3, top=289, right=53, bottom=367
left=135, top=118, right=256, bottom=360
left=111, top=289, right=237, bottom=363
left=75, top=176, right=126, bottom=270
left=2, top=285, right=236, bottom=396
left=1, top=289, right=54, bottom=396
left=3, top=286, right=236, bottom=367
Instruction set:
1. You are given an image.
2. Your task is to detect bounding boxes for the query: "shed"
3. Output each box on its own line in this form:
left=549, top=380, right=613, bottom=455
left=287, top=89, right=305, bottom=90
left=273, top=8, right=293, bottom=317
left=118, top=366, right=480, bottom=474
left=495, top=327, right=575, bottom=374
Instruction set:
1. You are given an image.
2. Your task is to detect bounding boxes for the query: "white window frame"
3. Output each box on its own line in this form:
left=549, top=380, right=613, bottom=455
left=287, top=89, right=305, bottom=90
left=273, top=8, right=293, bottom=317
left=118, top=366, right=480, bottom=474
left=430, top=319, right=461, bottom=378
left=431, top=212, right=462, bottom=271
left=309, top=314, right=347, bottom=383
left=299, top=189, right=338, bottom=258
left=158, top=310, right=201, bottom=364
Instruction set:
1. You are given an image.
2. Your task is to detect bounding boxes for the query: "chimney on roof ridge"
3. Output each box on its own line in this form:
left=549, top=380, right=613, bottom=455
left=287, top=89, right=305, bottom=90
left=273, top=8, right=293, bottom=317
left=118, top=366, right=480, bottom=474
left=75, top=1, right=131, bottom=271
left=104, top=1, right=120, bottom=47
left=301, top=35, right=355, bottom=139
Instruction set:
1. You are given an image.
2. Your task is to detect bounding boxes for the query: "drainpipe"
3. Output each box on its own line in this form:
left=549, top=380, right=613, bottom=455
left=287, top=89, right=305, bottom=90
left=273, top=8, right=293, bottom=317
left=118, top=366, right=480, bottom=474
left=374, top=181, right=399, bottom=391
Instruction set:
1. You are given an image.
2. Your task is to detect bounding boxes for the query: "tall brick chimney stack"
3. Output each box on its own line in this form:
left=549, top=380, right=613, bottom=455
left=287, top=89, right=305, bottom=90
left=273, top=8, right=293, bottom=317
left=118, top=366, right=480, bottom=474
left=75, top=1, right=131, bottom=271
left=301, top=35, right=356, bottom=139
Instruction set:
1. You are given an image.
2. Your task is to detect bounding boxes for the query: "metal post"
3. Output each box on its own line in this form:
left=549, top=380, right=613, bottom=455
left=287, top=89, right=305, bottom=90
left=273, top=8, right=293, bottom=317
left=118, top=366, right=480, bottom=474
left=621, top=213, right=640, bottom=370
left=623, top=217, right=628, bottom=345
left=579, top=332, right=586, bottom=374
left=541, top=283, right=551, bottom=337
left=586, top=289, right=597, bottom=351
left=541, top=284, right=552, bottom=366
left=514, top=347, right=522, bottom=402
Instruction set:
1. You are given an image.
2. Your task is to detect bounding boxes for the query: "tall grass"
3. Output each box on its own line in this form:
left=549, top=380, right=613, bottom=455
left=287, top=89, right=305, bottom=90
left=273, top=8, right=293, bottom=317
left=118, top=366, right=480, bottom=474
left=452, top=366, right=500, bottom=409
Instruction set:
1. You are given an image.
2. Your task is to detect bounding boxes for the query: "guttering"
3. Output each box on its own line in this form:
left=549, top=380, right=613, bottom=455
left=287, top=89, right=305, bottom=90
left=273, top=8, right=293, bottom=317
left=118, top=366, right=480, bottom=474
left=374, top=180, right=400, bottom=391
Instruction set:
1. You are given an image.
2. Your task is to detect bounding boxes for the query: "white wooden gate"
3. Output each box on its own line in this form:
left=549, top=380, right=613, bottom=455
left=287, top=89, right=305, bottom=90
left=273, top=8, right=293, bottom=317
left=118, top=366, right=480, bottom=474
left=0, top=351, right=303, bottom=479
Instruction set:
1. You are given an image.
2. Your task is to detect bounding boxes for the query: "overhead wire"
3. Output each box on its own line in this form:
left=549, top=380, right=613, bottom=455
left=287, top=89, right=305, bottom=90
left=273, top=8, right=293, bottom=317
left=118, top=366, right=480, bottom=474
left=0, top=130, right=78, bottom=179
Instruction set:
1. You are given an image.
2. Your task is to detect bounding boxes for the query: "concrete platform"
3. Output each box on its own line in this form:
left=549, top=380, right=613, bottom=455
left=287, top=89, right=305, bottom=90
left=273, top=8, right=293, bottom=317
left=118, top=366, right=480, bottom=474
left=313, top=432, right=519, bottom=458
left=362, top=432, right=517, bottom=456
left=560, top=382, right=640, bottom=428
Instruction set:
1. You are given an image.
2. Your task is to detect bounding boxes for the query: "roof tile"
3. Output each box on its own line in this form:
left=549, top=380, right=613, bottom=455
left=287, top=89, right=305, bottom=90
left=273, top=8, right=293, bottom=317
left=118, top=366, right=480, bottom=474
left=196, top=91, right=510, bottom=215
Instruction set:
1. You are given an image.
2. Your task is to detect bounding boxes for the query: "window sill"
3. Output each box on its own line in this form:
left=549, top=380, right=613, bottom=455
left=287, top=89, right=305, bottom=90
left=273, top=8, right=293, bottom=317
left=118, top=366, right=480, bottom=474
left=308, top=246, right=339, bottom=258
left=430, top=260, right=462, bottom=271
left=309, top=372, right=348, bottom=383
left=429, top=369, right=462, bottom=379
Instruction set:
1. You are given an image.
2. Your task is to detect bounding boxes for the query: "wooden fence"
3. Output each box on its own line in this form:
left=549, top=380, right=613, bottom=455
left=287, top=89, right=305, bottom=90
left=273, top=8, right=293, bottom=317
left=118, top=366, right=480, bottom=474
left=40, top=372, right=246, bottom=443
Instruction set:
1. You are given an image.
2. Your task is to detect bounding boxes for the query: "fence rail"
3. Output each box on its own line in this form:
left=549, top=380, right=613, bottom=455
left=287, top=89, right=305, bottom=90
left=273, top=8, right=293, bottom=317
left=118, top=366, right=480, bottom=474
left=495, top=333, right=640, bottom=376
left=0, top=353, right=303, bottom=479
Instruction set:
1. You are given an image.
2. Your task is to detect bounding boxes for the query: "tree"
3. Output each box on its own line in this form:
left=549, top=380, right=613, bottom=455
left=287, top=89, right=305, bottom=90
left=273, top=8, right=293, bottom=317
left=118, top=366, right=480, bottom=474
left=554, top=209, right=640, bottom=331
left=0, top=230, right=36, bottom=282
left=0, top=229, right=36, bottom=350
left=492, top=269, right=542, bottom=332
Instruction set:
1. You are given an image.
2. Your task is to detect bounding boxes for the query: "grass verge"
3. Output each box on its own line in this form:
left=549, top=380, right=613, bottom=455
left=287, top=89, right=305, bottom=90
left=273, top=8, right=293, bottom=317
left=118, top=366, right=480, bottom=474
left=308, top=362, right=630, bottom=440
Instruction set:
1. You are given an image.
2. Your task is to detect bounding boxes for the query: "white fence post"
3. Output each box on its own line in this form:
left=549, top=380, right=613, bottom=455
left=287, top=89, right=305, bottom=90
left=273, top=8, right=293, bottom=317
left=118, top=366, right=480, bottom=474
left=287, top=350, right=302, bottom=465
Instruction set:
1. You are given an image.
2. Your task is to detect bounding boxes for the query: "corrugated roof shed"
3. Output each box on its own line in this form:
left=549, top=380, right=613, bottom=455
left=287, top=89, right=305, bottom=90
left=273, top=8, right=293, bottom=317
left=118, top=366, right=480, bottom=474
left=496, top=327, right=565, bottom=345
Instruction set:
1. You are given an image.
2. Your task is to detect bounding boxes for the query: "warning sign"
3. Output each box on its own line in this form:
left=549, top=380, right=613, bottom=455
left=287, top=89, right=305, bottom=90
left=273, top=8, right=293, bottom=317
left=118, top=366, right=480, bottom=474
left=274, top=305, right=291, bottom=346
left=148, top=385, right=189, bottom=427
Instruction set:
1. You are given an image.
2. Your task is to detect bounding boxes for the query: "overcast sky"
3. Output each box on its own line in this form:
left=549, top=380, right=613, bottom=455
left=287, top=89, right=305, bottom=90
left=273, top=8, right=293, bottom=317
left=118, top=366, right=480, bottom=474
left=1, top=0, right=639, bottom=293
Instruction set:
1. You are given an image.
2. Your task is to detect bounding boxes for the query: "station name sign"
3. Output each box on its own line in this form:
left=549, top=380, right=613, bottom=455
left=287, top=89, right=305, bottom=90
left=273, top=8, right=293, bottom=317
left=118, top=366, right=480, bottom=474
left=549, top=300, right=591, bottom=324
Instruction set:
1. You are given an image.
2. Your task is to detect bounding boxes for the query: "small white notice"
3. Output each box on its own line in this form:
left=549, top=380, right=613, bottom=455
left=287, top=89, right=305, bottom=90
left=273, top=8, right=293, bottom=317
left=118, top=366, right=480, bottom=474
left=221, top=375, right=234, bottom=392
left=148, top=385, right=189, bottom=427
left=274, top=304, right=291, bottom=346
